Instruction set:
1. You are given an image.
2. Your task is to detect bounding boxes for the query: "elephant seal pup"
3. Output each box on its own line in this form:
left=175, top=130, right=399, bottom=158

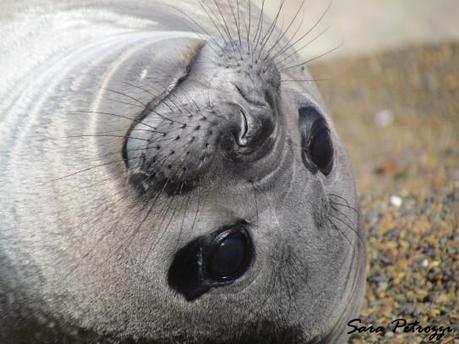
left=0, top=0, right=367, bottom=343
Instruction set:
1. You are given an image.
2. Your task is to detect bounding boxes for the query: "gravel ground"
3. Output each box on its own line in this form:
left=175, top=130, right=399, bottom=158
left=310, top=42, right=458, bottom=343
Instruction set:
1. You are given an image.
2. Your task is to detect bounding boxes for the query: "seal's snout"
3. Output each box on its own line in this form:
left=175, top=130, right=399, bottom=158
left=124, top=39, right=283, bottom=194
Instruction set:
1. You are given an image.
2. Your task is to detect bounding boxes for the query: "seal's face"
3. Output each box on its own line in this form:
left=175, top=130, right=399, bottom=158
left=0, top=2, right=366, bottom=343
left=105, top=37, right=365, bottom=342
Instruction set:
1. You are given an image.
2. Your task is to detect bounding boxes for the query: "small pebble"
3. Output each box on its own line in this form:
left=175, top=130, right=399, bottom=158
left=374, top=109, right=394, bottom=128
left=390, top=195, right=403, bottom=207
left=421, top=259, right=429, bottom=268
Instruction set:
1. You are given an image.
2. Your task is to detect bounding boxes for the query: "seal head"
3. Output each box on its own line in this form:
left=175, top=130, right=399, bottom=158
left=0, top=1, right=366, bottom=343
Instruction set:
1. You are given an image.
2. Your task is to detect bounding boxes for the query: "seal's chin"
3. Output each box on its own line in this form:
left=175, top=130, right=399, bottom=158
left=123, top=38, right=285, bottom=194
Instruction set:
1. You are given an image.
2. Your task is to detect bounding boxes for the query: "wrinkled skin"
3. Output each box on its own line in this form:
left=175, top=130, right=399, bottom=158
left=0, top=1, right=366, bottom=343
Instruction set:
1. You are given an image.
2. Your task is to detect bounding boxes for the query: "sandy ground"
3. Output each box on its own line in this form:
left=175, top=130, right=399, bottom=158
left=310, top=42, right=458, bottom=343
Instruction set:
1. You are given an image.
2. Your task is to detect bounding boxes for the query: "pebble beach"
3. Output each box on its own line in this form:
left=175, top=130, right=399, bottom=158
left=311, top=42, right=458, bottom=343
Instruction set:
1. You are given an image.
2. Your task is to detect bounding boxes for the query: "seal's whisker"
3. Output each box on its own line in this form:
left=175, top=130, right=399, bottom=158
left=243, top=0, right=252, bottom=56
left=250, top=182, right=315, bottom=303
left=252, top=0, right=266, bottom=63
left=198, top=0, right=229, bottom=47
left=122, top=82, right=189, bottom=125
left=328, top=211, right=363, bottom=245
left=250, top=181, right=260, bottom=233
left=326, top=217, right=353, bottom=248
left=48, top=155, right=144, bottom=183
left=163, top=91, right=204, bottom=121
left=276, top=26, right=331, bottom=67
left=268, top=3, right=306, bottom=65
left=143, top=171, right=190, bottom=261
left=115, top=179, right=171, bottom=262
left=100, top=87, right=147, bottom=107
left=224, top=0, right=244, bottom=60
left=174, top=184, right=192, bottom=251
left=146, top=86, right=203, bottom=124
left=329, top=203, right=357, bottom=229
left=179, top=89, right=203, bottom=114
left=150, top=107, right=186, bottom=126
left=69, top=110, right=157, bottom=130
left=327, top=193, right=364, bottom=248
left=328, top=193, right=361, bottom=216
left=190, top=178, right=202, bottom=234
left=142, top=194, right=177, bottom=265
left=329, top=201, right=361, bottom=219
left=279, top=43, right=342, bottom=72
left=117, top=196, right=161, bottom=261
left=165, top=3, right=222, bottom=48
left=93, top=128, right=156, bottom=135
left=64, top=134, right=149, bottom=141
left=160, top=4, right=223, bottom=53
left=226, top=0, right=242, bottom=46
left=329, top=205, right=365, bottom=248
left=63, top=192, right=141, bottom=280
left=141, top=139, right=195, bottom=183
left=104, top=98, right=144, bottom=108
left=288, top=249, right=314, bottom=296
left=234, top=0, right=242, bottom=45
left=280, top=77, right=331, bottom=83
left=261, top=0, right=306, bottom=62
left=99, top=85, right=191, bottom=125
left=271, top=1, right=333, bottom=62
left=281, top=250, right=308, bottom=320
left=213, top=0, right=235, bottom=44
left=255, top=0, right=287, bottom=61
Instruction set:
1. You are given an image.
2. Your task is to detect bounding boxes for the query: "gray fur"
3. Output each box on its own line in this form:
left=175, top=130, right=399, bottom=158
left=0, top=1, right=366, bottom=343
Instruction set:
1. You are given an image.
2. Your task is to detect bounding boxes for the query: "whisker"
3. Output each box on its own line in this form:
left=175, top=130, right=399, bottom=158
left=328, top=193, right=361, bottom=216
left=272, top=0, right=333, bottom=61
left=48, top=154, right=144, bottom=183
left=68, top=110, right=156, bottom=130
left=279, top=42, right=342, bottom=72
left=198, top=0, right=229, bottom=47
left=64, top=134, right=149, bottom=141
left=262, top=0, right=306, bottom=61
left=104, top=98, right=144, bottom=108
left=101, top=87, right=147, bottom=107
left=327, top=217, right=353, bottom=248
left=256, top=0, right=287, bottom=61
left=213, top=0, right=235, bottom=44
left=280, top=77, right=331, bottom=83
left=276, top=26, right=331, bottom=67
left=252, top=0, right=266, bottom=62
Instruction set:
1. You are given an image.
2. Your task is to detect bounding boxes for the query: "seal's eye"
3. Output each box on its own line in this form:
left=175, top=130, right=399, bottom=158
left=309, top=121, right=334, bottom=175
left=206, top=228, right=252, bottom=281
left=167, top=222, right=254, bottom=301
left=299, top=106, right=334, bottom=175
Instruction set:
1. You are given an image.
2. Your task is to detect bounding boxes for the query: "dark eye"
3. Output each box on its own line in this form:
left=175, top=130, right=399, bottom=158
left=309, top=123, right=333, bottom=174
left=206, top=229, right=252, bottom=281
left=299, top=106, right=334, bottom=175
left=167, top=223, right=254, bottom=301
